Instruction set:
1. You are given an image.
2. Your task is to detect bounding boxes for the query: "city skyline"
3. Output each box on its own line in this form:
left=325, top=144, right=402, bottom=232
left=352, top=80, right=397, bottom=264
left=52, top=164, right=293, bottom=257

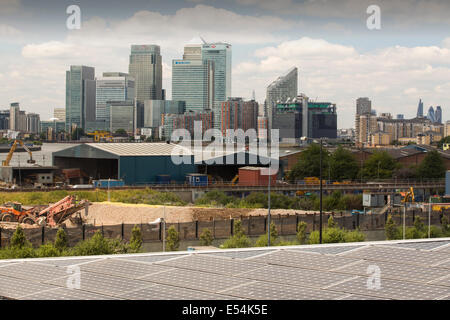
left=1, top=0, right=450, bottom=128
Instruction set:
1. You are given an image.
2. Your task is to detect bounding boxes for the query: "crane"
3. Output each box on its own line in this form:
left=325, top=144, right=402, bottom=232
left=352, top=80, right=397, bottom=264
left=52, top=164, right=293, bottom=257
left=2, top=140, right=36, bottom=166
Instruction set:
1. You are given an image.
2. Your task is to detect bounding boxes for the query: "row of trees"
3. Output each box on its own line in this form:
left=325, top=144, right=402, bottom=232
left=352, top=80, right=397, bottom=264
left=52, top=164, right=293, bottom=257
left=0, top=225, right=144, bottom=259
left=288, top=144, right=446, bottom=181
left=385, top=215, right=450, bottom=240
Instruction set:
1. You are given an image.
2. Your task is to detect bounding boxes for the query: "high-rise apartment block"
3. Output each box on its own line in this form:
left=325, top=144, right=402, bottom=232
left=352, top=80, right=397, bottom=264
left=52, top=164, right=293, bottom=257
left=218, top=98, right=258, bottom=135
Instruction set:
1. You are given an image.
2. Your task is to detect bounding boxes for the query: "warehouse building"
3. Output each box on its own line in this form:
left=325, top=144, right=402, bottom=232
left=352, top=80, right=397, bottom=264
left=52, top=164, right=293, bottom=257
left=52, top=143, right=195, bottom=185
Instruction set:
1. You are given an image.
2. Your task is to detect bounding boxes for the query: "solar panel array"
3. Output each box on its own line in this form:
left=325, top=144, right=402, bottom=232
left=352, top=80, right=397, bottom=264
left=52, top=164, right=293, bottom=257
left=0, top=239, right=450, bottom=300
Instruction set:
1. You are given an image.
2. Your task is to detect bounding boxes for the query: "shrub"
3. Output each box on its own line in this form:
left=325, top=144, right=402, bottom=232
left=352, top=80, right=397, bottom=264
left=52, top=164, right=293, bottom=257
left=36, top=244, right=62, bottom=258
left=128, top=225, right=143, bottom=253
left=166, top=226, right=180, bottom=251
left=385, top=215, right=401, bottom=240
left=221, top=220, right=251, bottom=248
left=70, top=231, right=117, bottom=256
left=296, top=221, right=308, bottom=244
left=344, top=229, right=366, bottom=242
left=54, top=228, right=68, bottom=252
left=10, top=225, right=29, bottom=249
left=199, top=228, right=213, bottom=246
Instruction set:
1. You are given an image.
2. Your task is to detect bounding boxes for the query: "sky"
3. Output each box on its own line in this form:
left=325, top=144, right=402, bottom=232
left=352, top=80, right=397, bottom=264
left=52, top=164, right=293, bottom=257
left=1, top=0, right=450, bottom=128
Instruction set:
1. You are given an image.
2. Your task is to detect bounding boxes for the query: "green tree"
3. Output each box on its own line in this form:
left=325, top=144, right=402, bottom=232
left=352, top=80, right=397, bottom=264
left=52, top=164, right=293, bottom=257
left=416, top=150, right=446, bottom=179
left=385, top=215, right=401, bottom=240
left=329, top=146, right=359, bottom=181
left=70, top=231, right=122, bottom=256
left=10, top=225, right=29, bottom=249
left=128, top=225, right=143, bottom=253
left=255, top=222, right=279, bottom=247
left=166, top=226, right=180, bottom=251
left=199, top=228, right=213, bottom=246
left=54, top=228, right=68, bottom=252
left=115, top=128, right=128, bottom=136
left=288, top=143, right=330, bottom=181
left=327, top=215, right=337, bottom=228
left=437, top=136, right=450, bottom=149
left=296, top=221, right=308, bottom=244
left=361, top=151, right=399, bottom=180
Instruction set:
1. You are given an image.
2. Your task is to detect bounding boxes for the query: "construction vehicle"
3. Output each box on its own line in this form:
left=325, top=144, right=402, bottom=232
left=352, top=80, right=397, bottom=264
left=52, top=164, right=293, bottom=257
left=0, top=196, right=90, bottom=227
left=231, top=174, right=239, bottom=185
left=2, top=139, right=36, bottom=166
left=400, top=187, right=415, bottom=203
left=87, top=131, right=113, bottom=142
left=0, top=202, right=36, bottom=224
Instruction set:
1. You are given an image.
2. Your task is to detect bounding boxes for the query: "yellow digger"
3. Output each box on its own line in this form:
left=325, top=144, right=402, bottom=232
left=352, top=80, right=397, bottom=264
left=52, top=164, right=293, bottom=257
left=2, top=140, right=35, bottom=166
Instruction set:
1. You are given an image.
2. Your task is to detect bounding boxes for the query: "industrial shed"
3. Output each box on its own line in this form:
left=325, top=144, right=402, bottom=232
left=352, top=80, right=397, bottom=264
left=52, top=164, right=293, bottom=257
left=52, top=143, right=195, bottom=185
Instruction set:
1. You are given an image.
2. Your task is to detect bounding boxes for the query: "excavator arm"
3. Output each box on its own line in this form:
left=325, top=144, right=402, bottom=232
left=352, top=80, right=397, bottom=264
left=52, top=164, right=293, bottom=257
left=2, top=140, right=35, bottom=166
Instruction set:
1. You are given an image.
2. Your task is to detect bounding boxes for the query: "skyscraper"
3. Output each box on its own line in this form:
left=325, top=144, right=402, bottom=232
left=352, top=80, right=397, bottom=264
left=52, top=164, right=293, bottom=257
left=95, top=73, right=135, bottom=124
left=435, top=106, right=442, bottom=124
left=172, top=58, right=214, bottom=112
left=65, top=65, right=96, bottom=132
left=9, top=102, right=20, bottom=131
left=201, top=42, right=232, bottom=105
left=427, top=106, right=436, bottom=123
left=266, top=67, right=298, bottom=133
left=129, top=45, right=163, bottom=103
left=356, top=97, right=372, bottom=115
left=417, top=99, right=424, bottom=118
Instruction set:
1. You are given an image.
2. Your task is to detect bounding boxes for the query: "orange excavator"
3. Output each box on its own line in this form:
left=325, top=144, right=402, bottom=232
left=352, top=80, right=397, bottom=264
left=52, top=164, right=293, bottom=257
left=0, top=196, right=90, bottom=227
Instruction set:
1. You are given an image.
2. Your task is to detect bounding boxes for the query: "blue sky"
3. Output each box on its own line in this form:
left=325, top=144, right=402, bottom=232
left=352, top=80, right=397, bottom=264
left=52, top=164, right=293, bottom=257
left=1, top=0, right=450, bottom=128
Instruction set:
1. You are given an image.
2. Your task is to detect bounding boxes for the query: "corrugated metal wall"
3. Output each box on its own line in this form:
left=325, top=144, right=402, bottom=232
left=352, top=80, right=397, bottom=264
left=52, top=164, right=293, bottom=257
left=119, top=155, right=196, bottom=185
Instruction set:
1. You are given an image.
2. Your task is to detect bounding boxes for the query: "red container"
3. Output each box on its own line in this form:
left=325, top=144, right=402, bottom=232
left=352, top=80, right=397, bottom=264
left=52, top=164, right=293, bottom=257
left=238, top=167, right=276, bottom=186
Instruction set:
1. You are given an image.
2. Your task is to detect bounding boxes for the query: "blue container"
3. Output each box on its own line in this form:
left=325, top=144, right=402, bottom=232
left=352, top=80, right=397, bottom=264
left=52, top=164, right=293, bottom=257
left=156, top=175, right=171, bottom=185
left=93, top=179, right=125, bottom=188
left=186, top=174, right=208, bottom=187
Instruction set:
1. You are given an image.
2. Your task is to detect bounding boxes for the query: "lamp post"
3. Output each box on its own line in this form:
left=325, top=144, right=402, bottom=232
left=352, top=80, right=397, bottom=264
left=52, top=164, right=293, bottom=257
left=301, top=136, right=324, bottom=244
left=319, top=138, right=323, bottom=244
left=428, top=195, right=431, bottom=239
left=267, top=163, right=271, bottom=246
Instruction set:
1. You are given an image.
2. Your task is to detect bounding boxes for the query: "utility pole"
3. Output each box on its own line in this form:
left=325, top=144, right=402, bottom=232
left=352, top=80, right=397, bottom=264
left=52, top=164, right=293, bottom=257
left=319, top=138, right=323, bottom=244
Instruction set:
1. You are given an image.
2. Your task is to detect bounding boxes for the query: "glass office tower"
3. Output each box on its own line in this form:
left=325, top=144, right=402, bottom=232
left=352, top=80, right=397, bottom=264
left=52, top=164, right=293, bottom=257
left=65, top=65, right=95, bottom=132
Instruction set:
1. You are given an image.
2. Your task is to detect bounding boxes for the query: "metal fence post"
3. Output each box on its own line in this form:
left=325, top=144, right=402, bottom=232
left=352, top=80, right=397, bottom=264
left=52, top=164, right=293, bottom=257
left=0, top=227, right=2, bottom=248
left=230, top=218, right=234, bottom=236
left=82, top=224, right=85, bottom=241
left=41, top=226, right=45, bottom=245
left=121, top=222, right=124, bottom=240
left=195, top=221, right=199, bottom=239
left=213, top=218, right=216, bottom=239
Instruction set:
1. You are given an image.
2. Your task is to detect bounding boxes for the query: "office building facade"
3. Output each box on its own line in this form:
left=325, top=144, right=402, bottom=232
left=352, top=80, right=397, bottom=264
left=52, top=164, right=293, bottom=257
left=65, top=65, right=96, bottom=132
left=129, top=45, right=163, bottom=103
left=266, top=68, right=298, bottom=134
left=109, top=100, right=136, bottom=135
left=172, top=59, right=214, bottom=112
left=26, top=113, right=40, bottom=134
left=96, top=73, right=135, bottom=125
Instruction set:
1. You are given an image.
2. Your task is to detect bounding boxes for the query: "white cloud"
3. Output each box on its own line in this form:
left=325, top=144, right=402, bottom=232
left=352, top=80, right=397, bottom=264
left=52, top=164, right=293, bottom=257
left=0, top=24, right=21, bottom=36
left=233, top=37, right=450, bottom=127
